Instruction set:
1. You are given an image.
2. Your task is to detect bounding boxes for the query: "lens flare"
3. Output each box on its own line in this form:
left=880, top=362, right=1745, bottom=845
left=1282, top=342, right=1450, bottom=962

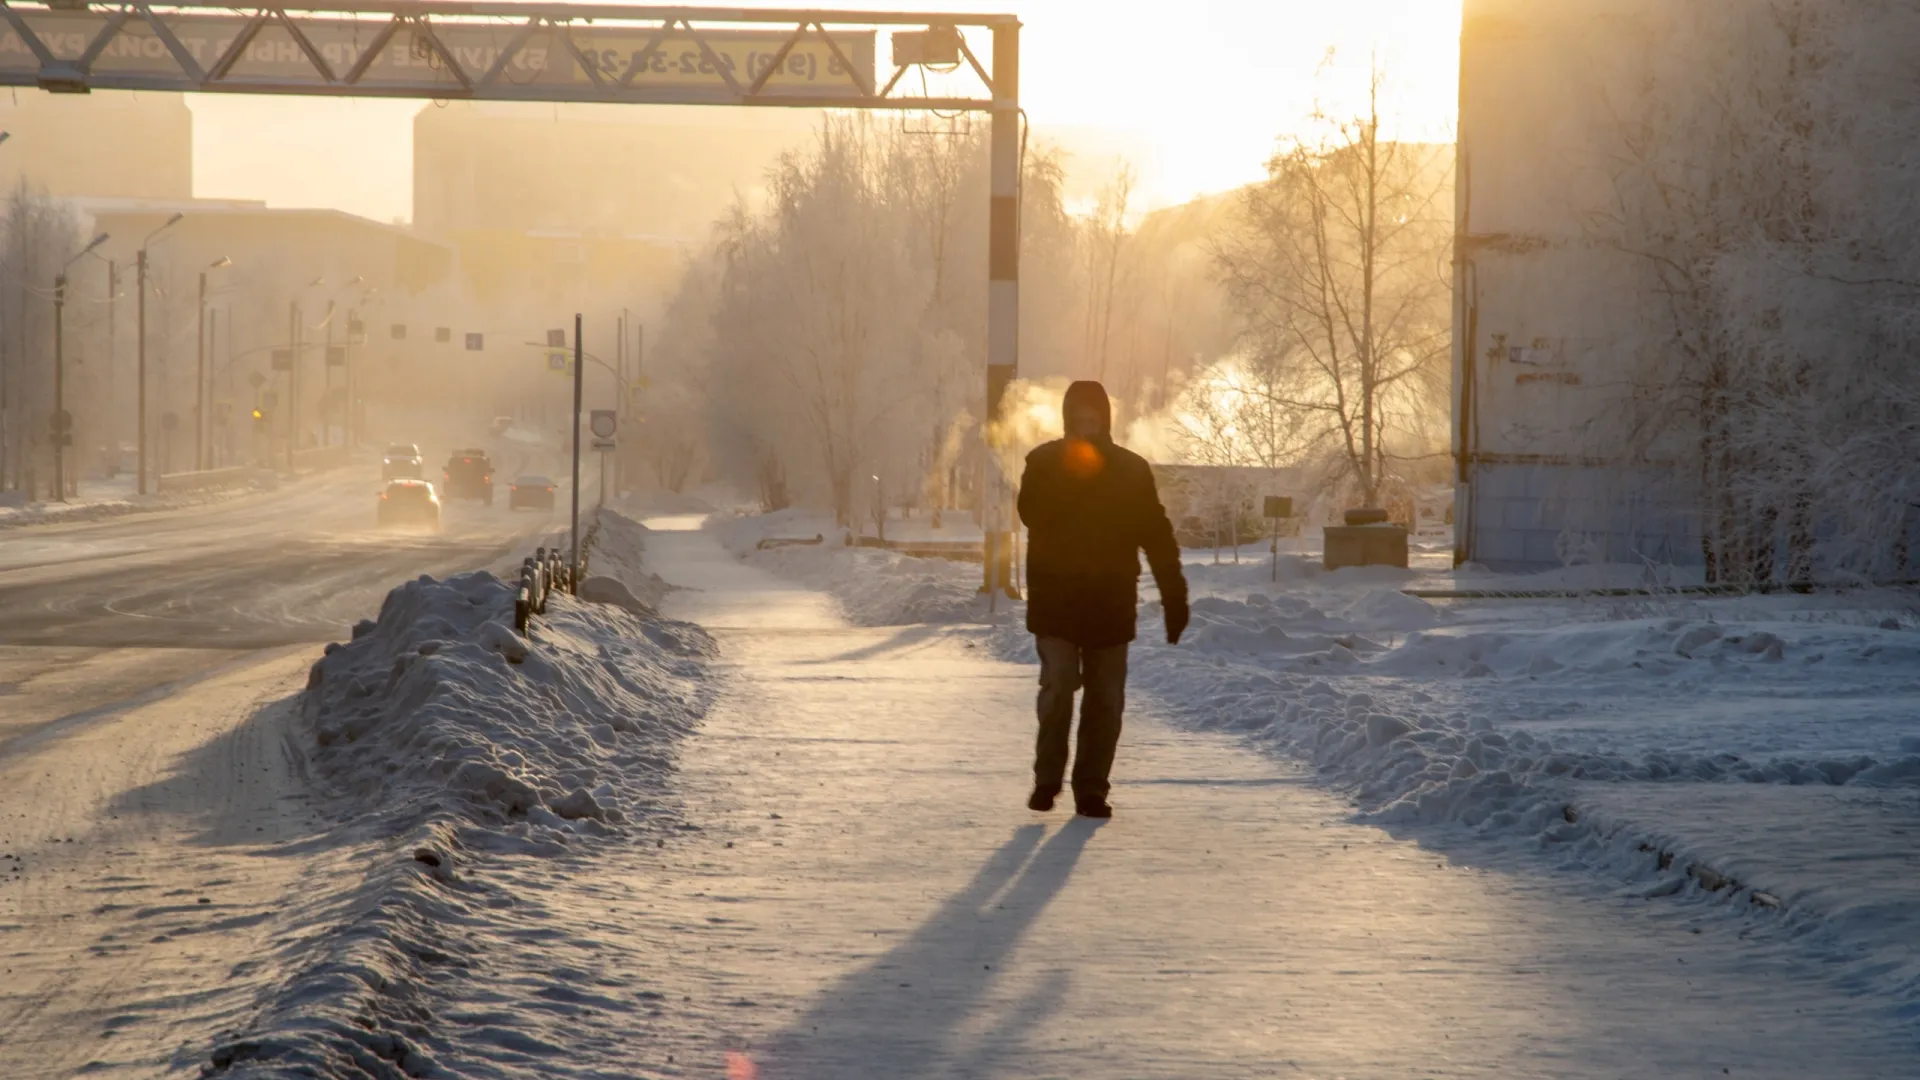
left=1063, top=437, right=1106, bottom=479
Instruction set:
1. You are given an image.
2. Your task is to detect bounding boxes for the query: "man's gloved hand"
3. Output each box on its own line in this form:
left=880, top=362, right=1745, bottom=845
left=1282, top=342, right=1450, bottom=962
left=1165, top=593, right=1190, bottom=645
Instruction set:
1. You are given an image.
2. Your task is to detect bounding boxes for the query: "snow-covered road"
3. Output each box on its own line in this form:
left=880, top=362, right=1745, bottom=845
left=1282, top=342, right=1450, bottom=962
left=617, top=522, right=1917, bottom=1079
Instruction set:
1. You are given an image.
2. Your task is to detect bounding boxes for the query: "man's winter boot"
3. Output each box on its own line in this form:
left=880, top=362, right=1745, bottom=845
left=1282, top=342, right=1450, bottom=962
left=1075, top=799, right=1113, bottom=819
left=1028, top=785, right=1060, bottom=812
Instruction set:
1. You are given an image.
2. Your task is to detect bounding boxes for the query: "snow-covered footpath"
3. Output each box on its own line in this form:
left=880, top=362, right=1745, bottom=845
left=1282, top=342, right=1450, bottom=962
left=717, top=509, right=1920, bottom=1020
left=201, top=512, right=714, bottom=1077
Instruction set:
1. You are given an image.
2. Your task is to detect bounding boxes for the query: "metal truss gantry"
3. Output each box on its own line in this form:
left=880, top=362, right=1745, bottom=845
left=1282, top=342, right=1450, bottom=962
left=1, top=1, right=1025, bottom=595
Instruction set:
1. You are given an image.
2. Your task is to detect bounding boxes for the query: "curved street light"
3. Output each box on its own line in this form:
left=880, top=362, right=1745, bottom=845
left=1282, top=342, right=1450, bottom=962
left=52, top=232, right=111, bottom=501
left=196, top=255, right=232, bottom=470
left=135, top=211, right=184, bottom=494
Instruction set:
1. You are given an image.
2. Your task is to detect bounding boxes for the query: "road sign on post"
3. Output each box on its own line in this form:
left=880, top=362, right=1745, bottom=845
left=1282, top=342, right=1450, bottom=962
left=1263, top=495, right=1294, bottom=582
left=465, top=333, right=484, bottom=351
left=270, top=348, right=292, bottom=371
left=590, top=409, right=617, bottom=452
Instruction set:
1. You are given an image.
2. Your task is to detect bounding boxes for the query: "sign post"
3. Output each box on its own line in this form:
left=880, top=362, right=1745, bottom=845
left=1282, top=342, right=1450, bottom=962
left=569, top=314, right=584, bottom=594
left=1263, top=495, right=1293, bottom=583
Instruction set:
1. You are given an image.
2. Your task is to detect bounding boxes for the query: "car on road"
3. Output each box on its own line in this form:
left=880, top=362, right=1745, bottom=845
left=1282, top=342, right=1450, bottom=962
left=442, top=449, right=495, bottom=505
left=377, top=479, right=441, bottom=531
left=509, top=474, right=557, bottom=511
left=382, top=442, right=424, bottom=481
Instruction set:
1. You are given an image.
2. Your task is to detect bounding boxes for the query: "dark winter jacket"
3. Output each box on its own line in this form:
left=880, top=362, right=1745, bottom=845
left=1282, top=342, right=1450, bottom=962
left=1018, top=384, right=1187, bottom=649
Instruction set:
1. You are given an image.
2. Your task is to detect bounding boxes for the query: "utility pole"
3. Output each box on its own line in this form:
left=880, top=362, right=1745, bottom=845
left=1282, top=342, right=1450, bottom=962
left=137, top=248, right=148, bottom=493
left=346, top=305, right=359, bottom=448
left=54, top=233, right=109, bottom=501
left=323, top=300, right=335, bottom=447
left=136, top=212, right=183, bottom=493
left=287, top=299, right=299, bottom=470
left=615, top=309, right=627, bottom=496
left=195, top=257, right=230, bottom=470
left=207, top=308, right=217, bottom=467
left=106, top=259, right=117, bottom=466
left=982, top=20, right=1022, bottom=604
left=569, top=312, right=583, bottom=592
left=52, top=274, right=67, bottom=501
left=196, top=270, right=206, bottom=471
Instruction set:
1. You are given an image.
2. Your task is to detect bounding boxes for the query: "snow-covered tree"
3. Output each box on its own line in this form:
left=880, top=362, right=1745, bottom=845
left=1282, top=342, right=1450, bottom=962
left=1595, top=0, right=1920, bottom=584
left=1214, top=62, right=1453, bottom=509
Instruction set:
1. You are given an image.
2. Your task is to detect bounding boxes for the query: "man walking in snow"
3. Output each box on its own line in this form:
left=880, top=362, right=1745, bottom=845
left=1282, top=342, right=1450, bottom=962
left=1017, top=380, right=1189, bottom=818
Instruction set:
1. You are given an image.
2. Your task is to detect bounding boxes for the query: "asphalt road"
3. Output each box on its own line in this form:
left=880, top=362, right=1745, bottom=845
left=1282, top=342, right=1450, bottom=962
left=0, top=455, right=578, bottom=745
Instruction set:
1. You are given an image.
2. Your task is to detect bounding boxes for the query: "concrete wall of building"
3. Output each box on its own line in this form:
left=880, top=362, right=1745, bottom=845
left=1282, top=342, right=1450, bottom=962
left=1452, top=0, right=1700, bottom=569
left=0, top=91, right=192, bottom=200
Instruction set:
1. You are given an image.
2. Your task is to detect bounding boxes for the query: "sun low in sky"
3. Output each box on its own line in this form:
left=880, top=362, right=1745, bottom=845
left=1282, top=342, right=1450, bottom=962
left=190, top=0, right=1461, bottom=223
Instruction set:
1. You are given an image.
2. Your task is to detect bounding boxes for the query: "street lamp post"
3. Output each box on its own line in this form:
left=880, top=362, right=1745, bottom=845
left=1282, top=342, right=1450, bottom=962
left=196, top=256, right=231, bottom=471
left=287, top=276, right=324, bottom=469
left=136, top=212, right=184, bottom=494
left=53, top=232, right=111, bottom=501
left=344, top=281, right=375, bottom=450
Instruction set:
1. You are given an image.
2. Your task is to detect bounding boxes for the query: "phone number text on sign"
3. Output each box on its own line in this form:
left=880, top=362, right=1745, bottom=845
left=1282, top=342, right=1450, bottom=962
left=570, top=29, right=873, bottom=92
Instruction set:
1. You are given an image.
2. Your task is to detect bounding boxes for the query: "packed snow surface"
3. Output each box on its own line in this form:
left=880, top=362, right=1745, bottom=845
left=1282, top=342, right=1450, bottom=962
left=719, top=509, right=1920, bottom=1017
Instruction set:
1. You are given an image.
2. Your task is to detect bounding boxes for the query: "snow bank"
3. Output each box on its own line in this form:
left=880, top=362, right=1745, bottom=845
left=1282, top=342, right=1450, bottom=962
left=0, top=475, right=261, bottom=530
left=714, top=508, right=996, bottom=626
left=202, top=517, right=714, bottom=1078
left=304, top=570, right=710, bottom=826
left=584, top=508, right=673, bottom=610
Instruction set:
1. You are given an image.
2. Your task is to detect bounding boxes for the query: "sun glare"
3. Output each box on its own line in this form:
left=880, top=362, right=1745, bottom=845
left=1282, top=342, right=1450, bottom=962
left=186, top=0, right=1460, bottom=222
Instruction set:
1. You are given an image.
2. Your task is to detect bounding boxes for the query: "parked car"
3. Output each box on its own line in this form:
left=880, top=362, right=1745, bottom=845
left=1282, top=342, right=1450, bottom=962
left=442, top=449, right=494, bottom=504
left=509, top=474, right=557, bottom=511
left=382, top=442, right=424, bottom=481
left=377, top=479, right=441, bottom=530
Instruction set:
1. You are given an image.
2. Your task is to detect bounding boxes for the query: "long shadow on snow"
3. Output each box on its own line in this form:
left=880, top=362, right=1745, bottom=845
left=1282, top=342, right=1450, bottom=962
left=757, top=819, right=1100, bottom=1079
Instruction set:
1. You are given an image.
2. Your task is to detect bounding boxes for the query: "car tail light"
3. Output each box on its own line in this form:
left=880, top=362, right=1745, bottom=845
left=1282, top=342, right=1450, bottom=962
left=545, top=486, right=554, bottom=492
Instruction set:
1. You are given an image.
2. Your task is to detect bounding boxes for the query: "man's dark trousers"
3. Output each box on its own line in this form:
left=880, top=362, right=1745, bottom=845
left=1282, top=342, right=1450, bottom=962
left=1034, top=636, right=1128, bottom=805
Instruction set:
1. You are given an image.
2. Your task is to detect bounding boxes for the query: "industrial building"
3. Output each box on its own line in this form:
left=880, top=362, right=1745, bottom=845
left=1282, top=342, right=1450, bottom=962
left=1450, top=0, right=1699, bottom=569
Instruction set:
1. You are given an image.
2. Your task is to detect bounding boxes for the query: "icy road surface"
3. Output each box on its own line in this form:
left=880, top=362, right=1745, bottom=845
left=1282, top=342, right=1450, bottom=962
left=506, top=522, right=1910, bottom=1080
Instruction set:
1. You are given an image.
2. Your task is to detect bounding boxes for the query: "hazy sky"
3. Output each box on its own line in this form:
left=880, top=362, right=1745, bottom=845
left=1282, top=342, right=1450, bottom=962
left=190, top=0, right=1461, bottom=222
